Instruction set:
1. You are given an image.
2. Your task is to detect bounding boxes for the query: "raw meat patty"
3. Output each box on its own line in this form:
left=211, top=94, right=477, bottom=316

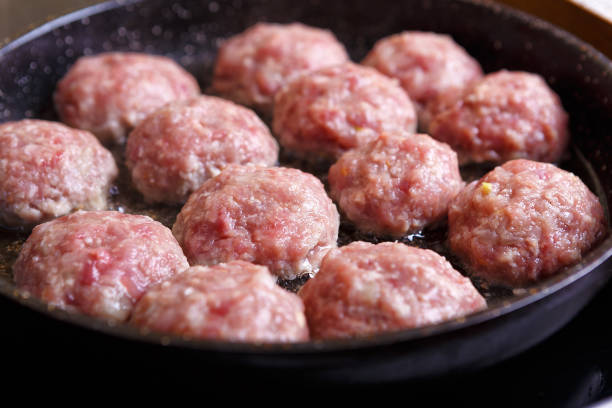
left=0, top=120, right=118, bottom=229
left=131, top=261, right=309, bottom=343
left=212, top=22, right=349, bottom=115
left=173, top=165, right=340, bottom=280
left=427, top=70, right=570, bottom=164
left=448, top=159, right=606, bottom=286
left=328, top=132, right=463, bottom=237
left=362, top=31, right=483, bottom=119
left=299, top=241, right=486, bottom=339
left=54, top=52, right=200, bottom=144
left=273, top=63, right=417, bottom=161
left=13, top=211, right=189, bottom=321
left=125, top=95, right=278, bottom=204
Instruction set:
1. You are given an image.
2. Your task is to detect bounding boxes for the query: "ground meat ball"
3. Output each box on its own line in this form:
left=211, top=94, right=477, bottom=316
left=173, top=165, right=339, bottom=280
left=428, top=70, right=570, bottom=164
left=328, top=133, right=463, bottom=237
left=125, top=95, right=278, bottom=204
left=362, top=31, right=483, bottom=120
left=449, top=160, right=607, bottom=287
left=54, top=52, right=200, bottom=144
left=131, top=261, right=309, bottom=343
left=273, top=63, right=417, bottom=161
left=0, top=120, right=118, bottom=229
left=299, top=241, right=486, bottom=340
left=212, top=22, right=349, bottom=115
left=13, top=211, right=189, bottom=321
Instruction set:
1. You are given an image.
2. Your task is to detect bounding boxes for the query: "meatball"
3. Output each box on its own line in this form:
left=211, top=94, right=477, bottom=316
left=13, top=211, right=189, bottom=321
left=173, top=165, right=340, bottom=280
left=428, top=70, right=570, bottom=164
left=0, top=120, right=118, bottom=229
left=212, top=22, right=349, bottom=115
left=54, top=52, right=200, bottom=144
left=328, top=133, right=463, bottom=237
left=125, top=95, right=278, bottom=204
left=299, top=241, right=486, bottom=339
left=273, top=63, right=417, bottom=161
left=130, top=261, right=309, bottom=343
left=448, top=159, right=607, bottom=287
left=362, top=31, right=483, bottom=120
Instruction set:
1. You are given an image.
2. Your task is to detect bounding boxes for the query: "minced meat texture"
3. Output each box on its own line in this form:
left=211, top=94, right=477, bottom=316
left=448, top=159, right=606, bottom=286
left=131, top=261, right=309, bottom=343
left=329, top=132, right=463, bottom=237
left=300, top=241, right=486, bottom=339
left=126, top=95, right=278, bottom=204
left=273, top=62, right=417, bottom=161
left=172, top=165, right=340, bottom=280
left=54, top=52, right=200, bottom=144
left=13, top=211, right=189, bottom=321
left=0, top=119, right=118, bottom=229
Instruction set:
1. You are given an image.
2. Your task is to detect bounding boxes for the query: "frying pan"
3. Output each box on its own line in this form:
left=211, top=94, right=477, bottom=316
left=1, top=0, right=612, bottom=384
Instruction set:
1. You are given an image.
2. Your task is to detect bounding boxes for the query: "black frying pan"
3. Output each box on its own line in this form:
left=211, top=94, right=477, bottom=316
left=1, top=0, right=612, bottom=385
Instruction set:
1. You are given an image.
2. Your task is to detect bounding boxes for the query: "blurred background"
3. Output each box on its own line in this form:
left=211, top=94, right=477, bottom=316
left=1, top=0, right=611, bottom=57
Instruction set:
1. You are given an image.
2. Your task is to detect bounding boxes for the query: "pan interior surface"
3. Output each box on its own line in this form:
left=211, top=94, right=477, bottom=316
left=0, top=0, right=612, bottom=377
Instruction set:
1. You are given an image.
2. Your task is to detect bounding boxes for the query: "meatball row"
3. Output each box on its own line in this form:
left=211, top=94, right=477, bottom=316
left=13, top=209, right=487, bottom=342
left=13, top=211, right=309, bottom=343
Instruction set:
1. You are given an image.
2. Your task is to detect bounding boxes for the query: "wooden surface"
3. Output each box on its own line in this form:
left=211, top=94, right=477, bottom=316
left=0, top=0, right=102, bottom=45
left=0, top=0, right=611, bottom=57
left=571, top=0, right=612, bottom=23
left=497, top=0, right=612, bottom=58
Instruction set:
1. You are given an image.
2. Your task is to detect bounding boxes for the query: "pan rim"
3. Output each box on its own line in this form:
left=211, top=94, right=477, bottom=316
left=0, top=0, right=611, bottom=355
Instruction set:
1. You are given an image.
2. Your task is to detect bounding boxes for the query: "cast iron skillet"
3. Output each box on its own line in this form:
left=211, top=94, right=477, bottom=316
left=0, top=0, right=612, bottom=383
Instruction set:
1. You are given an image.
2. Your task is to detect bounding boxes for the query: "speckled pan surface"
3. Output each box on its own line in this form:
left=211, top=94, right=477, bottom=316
left=0, top=0, right=612, bottom=382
